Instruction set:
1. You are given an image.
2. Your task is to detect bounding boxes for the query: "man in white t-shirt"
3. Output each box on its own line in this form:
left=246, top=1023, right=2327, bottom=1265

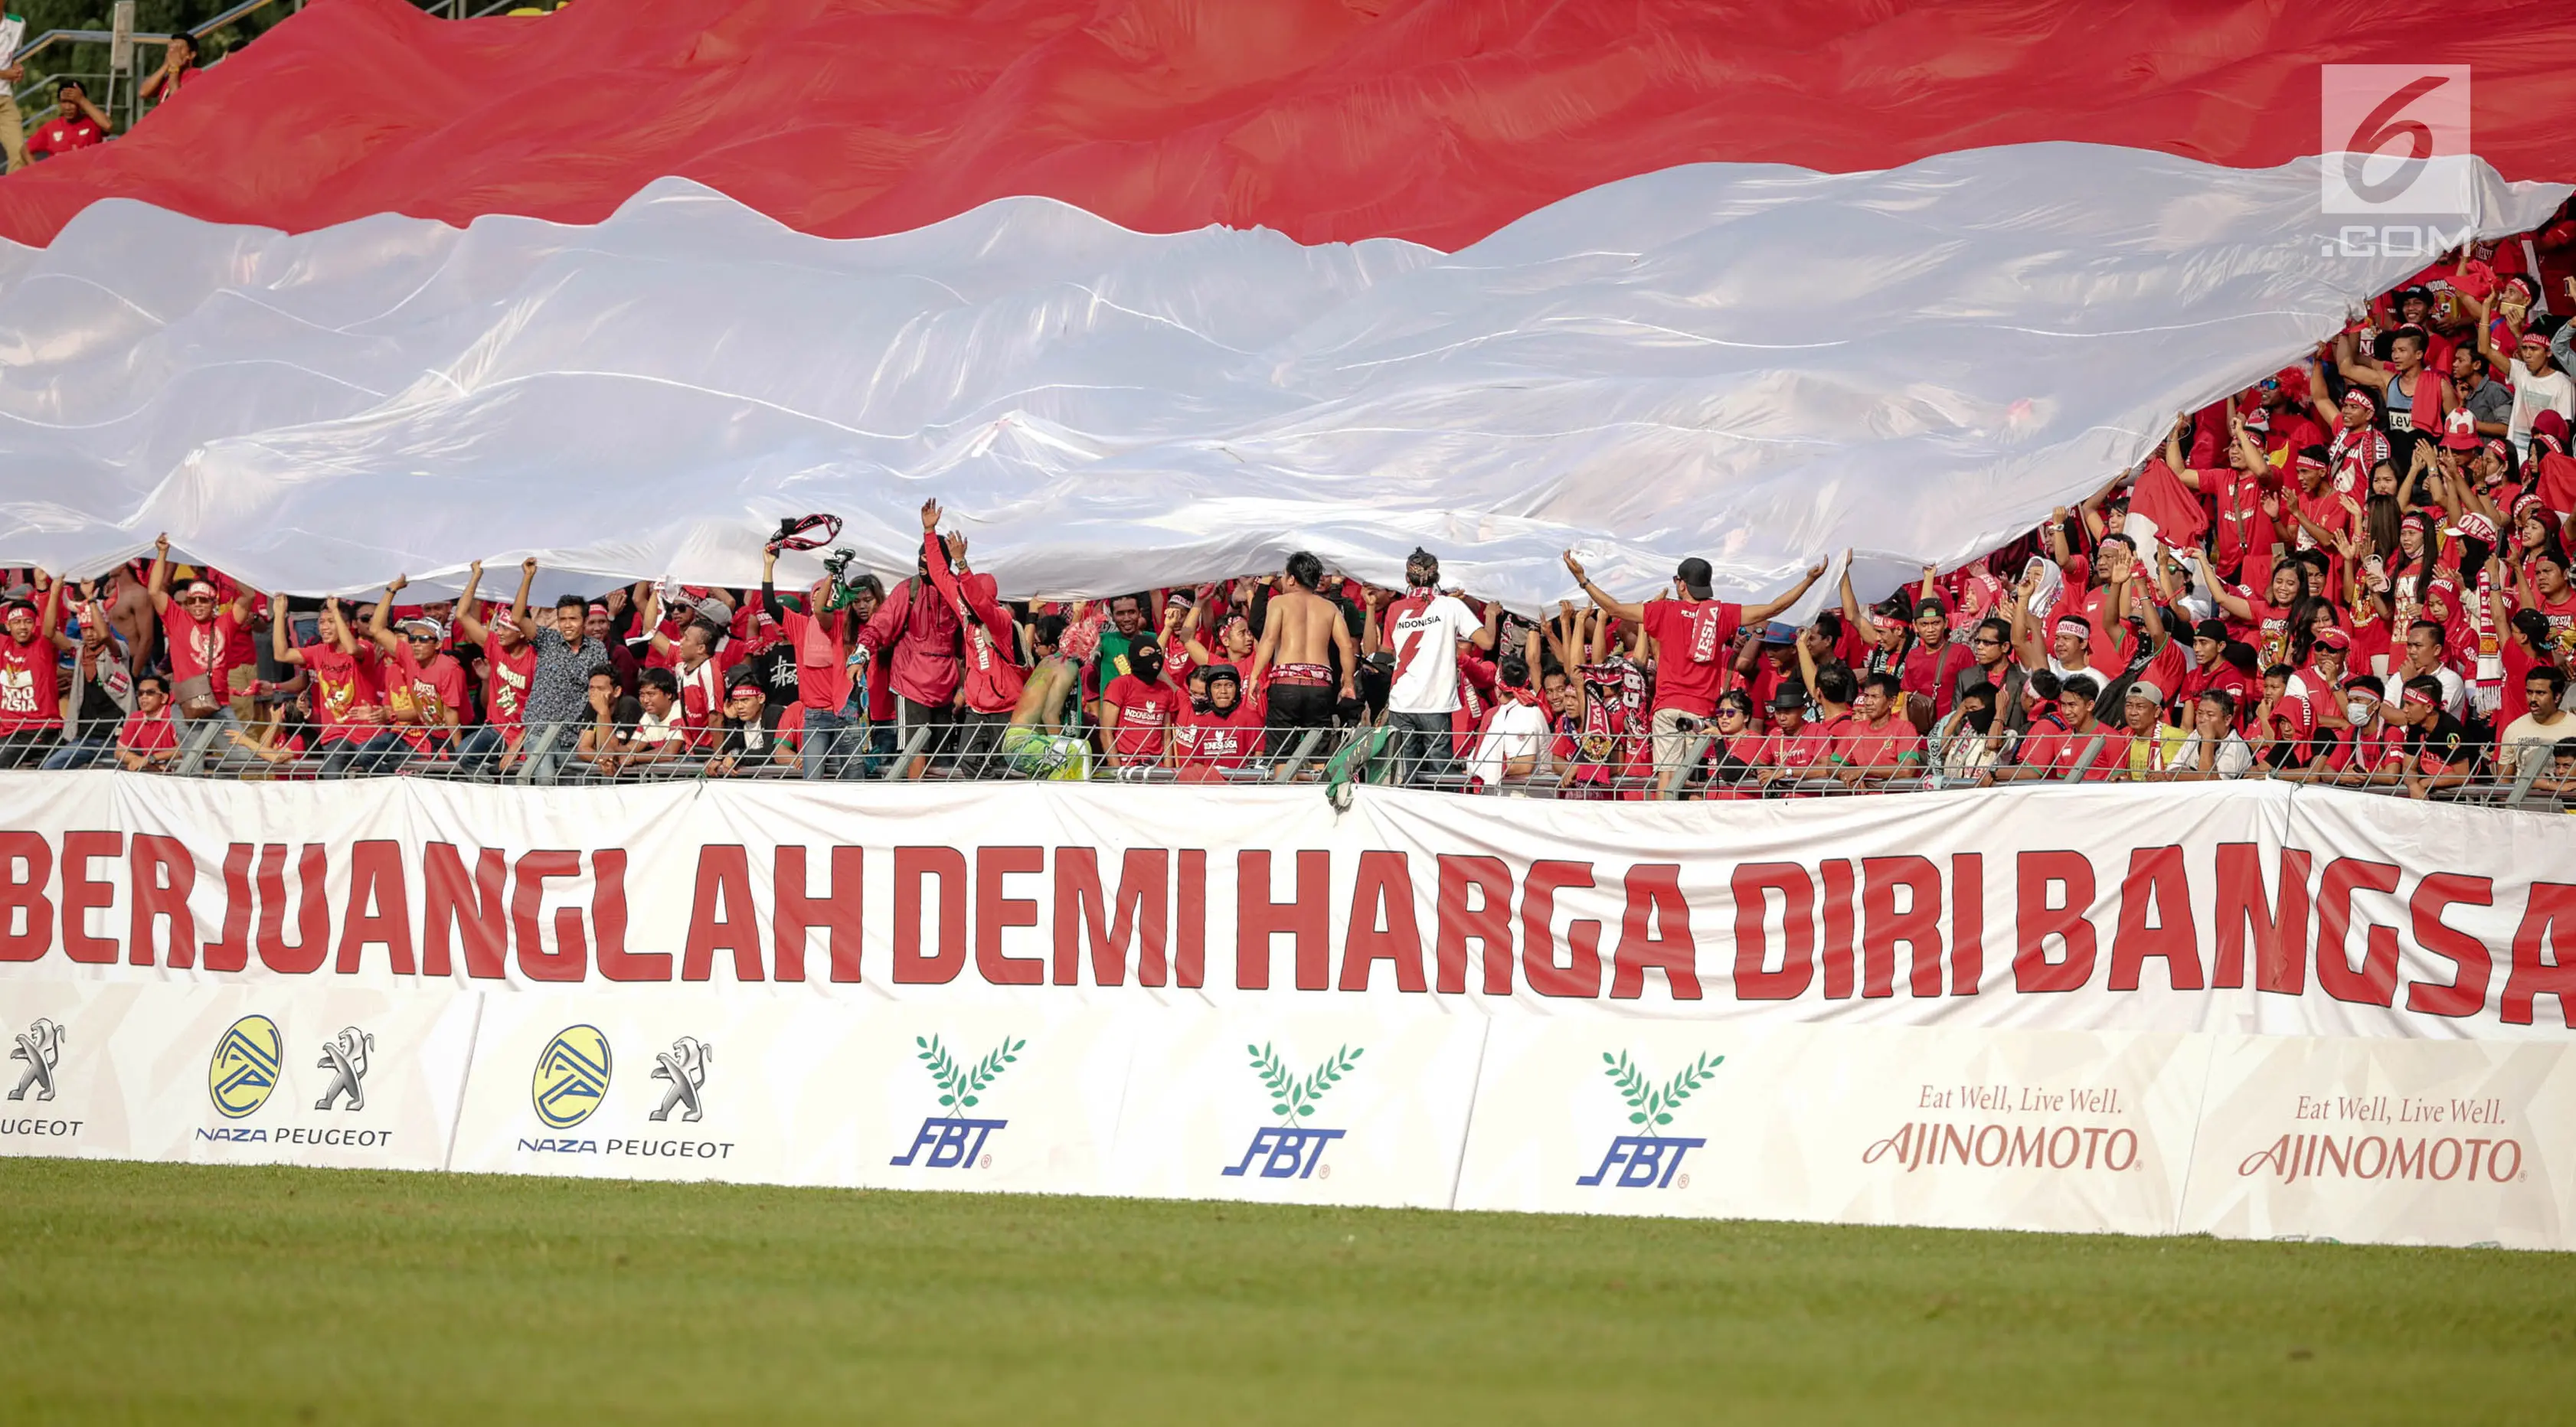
left=2470, top=294, right=2575, bottom=457
left=1375, top=547, right=1494, bottom=785
left=2500, top=666, right=2573, bottom=777
left=1464, top=657, right=1549, bottom=789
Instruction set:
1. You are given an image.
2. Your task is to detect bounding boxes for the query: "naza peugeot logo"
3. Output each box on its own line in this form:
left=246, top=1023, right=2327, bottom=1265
left=313, top=1027, right=374, bottom=1112
left=208, top=1015, right=284, bottom=1119
left=891, top=1035, right=1022, bottom=1168
left=1222, top=1042, right=1363, bottom=1180
left=649, top=1037, right=712, bottom=1123
left=8, top=1017, right=63, bottom=1102
left=532, top=1025, right=613, bottom=1130
left=1577, top=1051, right=1720, bottom=1189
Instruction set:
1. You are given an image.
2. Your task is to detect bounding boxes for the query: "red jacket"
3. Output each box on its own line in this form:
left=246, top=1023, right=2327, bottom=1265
left=922, top=531, right=1025, bottom=714
left=853, top=572, right=965, bottom=708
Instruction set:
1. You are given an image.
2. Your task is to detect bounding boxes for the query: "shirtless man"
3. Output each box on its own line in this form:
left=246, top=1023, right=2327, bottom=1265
left=1254, top=550, right=1358, bottom=755
left=1001, top=614, right=1090, bottom=780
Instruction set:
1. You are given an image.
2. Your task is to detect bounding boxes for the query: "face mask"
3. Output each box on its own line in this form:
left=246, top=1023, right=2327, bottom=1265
left=2346, top=697, right=2373, bottom=727
left=1189, top=694, right=1212, bottom=714
left=1131, top=654, right=1164, bottom=683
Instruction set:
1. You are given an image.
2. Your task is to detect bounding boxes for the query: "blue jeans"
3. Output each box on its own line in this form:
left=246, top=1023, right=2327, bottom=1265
left=318, top=729, right=408, bottom=779
left=454, top=725, right=512, bottom=780
left=41, top=735, right=114, bottom=770
left=799, top=707, right=868, bottom=781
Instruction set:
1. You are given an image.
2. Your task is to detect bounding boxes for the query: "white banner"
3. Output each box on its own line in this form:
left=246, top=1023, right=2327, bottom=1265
left=2, top=773, right=2571, bottom=1246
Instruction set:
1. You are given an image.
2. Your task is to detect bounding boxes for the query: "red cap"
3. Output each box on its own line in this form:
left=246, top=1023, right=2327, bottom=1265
left=2440, top=405, right=2480, bottom=451
left=2313, top=627, right=2350, bottom=651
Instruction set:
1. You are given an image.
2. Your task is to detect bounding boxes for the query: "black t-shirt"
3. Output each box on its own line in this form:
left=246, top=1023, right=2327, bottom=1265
left=75, top=673, right=123, bottom=729
left=2407, top=710, right=2480, bottom=770
left=740, top=642, right=800, bottom=707
left=716, top=704, right=787, bottom=762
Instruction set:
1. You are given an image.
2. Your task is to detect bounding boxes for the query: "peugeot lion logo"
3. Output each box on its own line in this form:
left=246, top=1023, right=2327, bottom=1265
left=313, top=1027, right=374, bottom=1112
left=532, top=1025, right=613, bottom=1129
left=208, top=1015, right=284, bottom=1119
left=649, top=1037, right=712, bottom=1123
left=8, top=1017, right=63, bottom=1102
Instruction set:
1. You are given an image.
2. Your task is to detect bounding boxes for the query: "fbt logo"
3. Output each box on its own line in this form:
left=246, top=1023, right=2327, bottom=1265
left=1578, top=1050, right=1721, bottom=1190
left=891, top=1034, right=1022, bottom=1169
left=521, top=1028, right=734, bottom=1159
left=1221, top=1041, right=1363, bottom=1181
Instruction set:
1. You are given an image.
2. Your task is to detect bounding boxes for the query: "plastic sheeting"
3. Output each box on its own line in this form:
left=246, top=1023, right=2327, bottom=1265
left=4, top=0, right=2574, bottom=250
left=2, top=145, right=2565, bottom=606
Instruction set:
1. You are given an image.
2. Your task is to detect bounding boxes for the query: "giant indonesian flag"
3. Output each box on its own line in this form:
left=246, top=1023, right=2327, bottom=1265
left=2, top=0, right=2574, bottom=602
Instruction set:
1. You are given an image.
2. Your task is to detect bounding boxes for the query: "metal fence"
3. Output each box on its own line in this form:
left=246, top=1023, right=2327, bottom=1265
left=11, top=713, right=2572, bottom=813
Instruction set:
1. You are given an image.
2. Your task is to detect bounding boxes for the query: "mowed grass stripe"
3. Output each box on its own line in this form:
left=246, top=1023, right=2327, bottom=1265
left=1, top=1159, right=2568, bottom=1425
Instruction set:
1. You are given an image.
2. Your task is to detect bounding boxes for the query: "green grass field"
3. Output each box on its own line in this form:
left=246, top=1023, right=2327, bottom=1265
left=2, top=1160, right=2568, bottom=1425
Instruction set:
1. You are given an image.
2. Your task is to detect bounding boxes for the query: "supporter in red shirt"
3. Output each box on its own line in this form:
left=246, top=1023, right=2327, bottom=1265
left=761, top=541, right=868, bottom=779
left=1175, top=663, right=1264, bottom=779
left=1754, top=687, right=1831, bottom=794
left=1832, top=672, right=1925, bottom=787
left=114, top=674, right=179, bottom=772
left=366, top=578, right=469, bottom=755
left=2203, top=549, right=2303, bottom=672
left=271, top=593, right=401, bottom=777
left=2175, top=618, right=2255, bottom=723
left=917, top=509, right=1028, bottom=776
left=2008, top=674, right=2129, bottom=781
left=25, top=81, right=111, bottom=161
left=2171, top=413, right=2277, bottom=582
left=1102, top=640, right=1181, bottom=769
left=0, top=581, right=64, bottom=763
left=852, top=535, right=969, bottom=779
left=1566, top=549, right=1824, bottom=793
left=139, top=35, right=200, bottom=109
left=455, top=560, right=539, bottom=777
left=147, top=534, right=255, bottom=724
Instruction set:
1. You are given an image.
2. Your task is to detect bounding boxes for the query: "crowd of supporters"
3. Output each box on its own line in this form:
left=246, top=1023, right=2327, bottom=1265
left=4, top=223, right=2576, bottom=802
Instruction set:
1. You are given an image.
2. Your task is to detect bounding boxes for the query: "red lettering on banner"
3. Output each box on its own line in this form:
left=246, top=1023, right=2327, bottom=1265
left=1950, top=852, right=1984, bottom=995
left=1340, top=851, right=1427, bottom=993
left=1520, top=860, right=1601, bottom=999
left=2013, top=851, right=2096, bottom=993
left=1237, top=849, right=1329, bottom=991
left=1435, top=854, right=1515, bottom=996
left=1863, top=855, right=1940, bottom=1000
left=1610, top=864, right=1698, bottom=1000
left=1052, top=847, right=1166, bottom=988
left=1731, top=862, right=1813, bottom=1001
left=2502, top=883, right=2576, bottom=1027
left=894, top=846, right=968, bottom=984
left=776, top=846, right=863, bottom=983
left=334, top=841, right=416, bottom=975
left=2314, top=858, right=2401, bottom=1007
left=129, top=834, right=194, bottom=969
left=256, top=844, right=331, bottom=975
left=2213, top=844, right=2310, bottom=994
left=2110, top=846, right=2202, bottom=991
left=60, top=831, right=120, bottom=965
left=201, top=843, right=254, bottom=973
left=683, top=846, right=762, bottom=982
left=1175, top=848, right=1206, bottom=990
left=976, top=846, right=1045, bottom=986
left=2405, top=873, right=2493, bottom=1019
left=1819, top=858, right=1856, bottom=999
left=0, top=831, right=54, bottom=963
left=591, top=849, right=662, bottom=981
left=421, top=844, right=508, bottom=980
left=511, top=850, right=587, bottom=982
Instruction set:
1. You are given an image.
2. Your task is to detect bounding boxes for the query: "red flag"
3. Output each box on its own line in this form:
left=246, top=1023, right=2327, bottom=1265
left=2127, top=456, right=2208, bottom=550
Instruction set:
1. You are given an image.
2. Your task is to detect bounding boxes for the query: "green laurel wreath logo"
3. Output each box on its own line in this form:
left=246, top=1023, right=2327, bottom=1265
left=1246, top=1042, right=1363, bottom=1125
left=915, top=1034, right=1024, bottom=1109
left=1601, top=1050, right=1722, bottom=1127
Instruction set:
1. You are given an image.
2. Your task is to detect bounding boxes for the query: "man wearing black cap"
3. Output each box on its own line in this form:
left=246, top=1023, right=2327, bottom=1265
left=1564, top=548, right=1826, bottom=793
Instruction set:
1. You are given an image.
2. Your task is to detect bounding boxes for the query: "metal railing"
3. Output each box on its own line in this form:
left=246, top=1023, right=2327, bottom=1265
left=11, top=708, right=2571, bottom=811
left=10, top=0, right=540, bottom=146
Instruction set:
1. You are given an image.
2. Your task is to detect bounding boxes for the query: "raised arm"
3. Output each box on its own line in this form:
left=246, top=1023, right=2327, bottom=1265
left=1835, top=555, right=1894, bottom=652
left=328, top=597, right=358, bottom=657
left=455, top=561, right=490, bottom=645
left=367, top=576, right=406, bottom=655
left=1742, top=560, right=1829, bottom=626
left=508, top=557, right=539, bottom=642
left=271, top=593, right=302, bottom=666
left=2334, top=328, right=2391, bottom=390
left=1563, top=550, right=1646, bottom=625
left=2008, top=573, right=2049, bottom=671
left=2193, top=548, right=2254, bottom=622
left=147, top=533, right=174, bottom=615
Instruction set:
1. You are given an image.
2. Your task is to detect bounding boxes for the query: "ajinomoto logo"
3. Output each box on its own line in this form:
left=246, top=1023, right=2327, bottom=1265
left=208, top=1015, right=284, bottom=1119
left=891, top=1034, right=1022, bottom=1169
left=1221, top=1041, right=1362, bottom=1180
left=1578, top=1050, right=1720, bottom=1189
left=532, top=1026, right=613, bottom=1130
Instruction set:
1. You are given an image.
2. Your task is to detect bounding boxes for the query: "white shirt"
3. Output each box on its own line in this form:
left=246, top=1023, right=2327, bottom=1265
left=2506, top=358, right=2574, bottom=450
left=633, top=706, right=685, bottom=753
left=2172, top=730, right=2253, bottom=778
left=1383, top=593, right=1483, bottom=714
left=1466, top=699, right=1550, bottom=787
left=2384, top=666, right=2468, bottom=721
left=2499, top=710, right=2575, bottom=776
